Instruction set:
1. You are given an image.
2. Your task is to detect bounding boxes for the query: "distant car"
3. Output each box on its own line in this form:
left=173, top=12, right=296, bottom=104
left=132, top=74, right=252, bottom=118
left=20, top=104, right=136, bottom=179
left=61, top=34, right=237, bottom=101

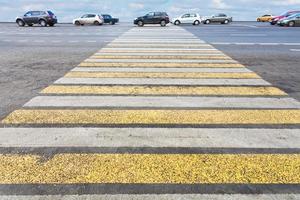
left=172, top=13, right=201, bottom=25
left=73, top=14, right=104, bottom=26
left=257, top=14, right=273, bottom=22
left=203, top=13, right=232, bottom=24
left=134, top=12, right=170, bottom=27
left=16, top=11, right=57, bottom=27
left=101, top=14, right=119, bottom=25
left=278, top=13, right=300, bottom=27
left=270, top=11, right=300, bottom=25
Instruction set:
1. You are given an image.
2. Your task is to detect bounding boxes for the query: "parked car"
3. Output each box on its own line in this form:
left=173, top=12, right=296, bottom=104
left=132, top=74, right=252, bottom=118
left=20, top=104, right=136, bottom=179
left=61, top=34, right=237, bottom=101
left=73, top=14, right=103, bottom=26
left=270, top=11, right=300, bottom=25
left=278, top=13, right=300, bottom=27
left=134, top=12, right=170, bottom=27
left=257, top=14, right=273, bottom=22
left=172, top=13, right=201, bottom=25
left=203, top=13, right=232, bottom=24
left=16, top=10, right=57, bottom=27
left=101, top=14, right=119, bottom=25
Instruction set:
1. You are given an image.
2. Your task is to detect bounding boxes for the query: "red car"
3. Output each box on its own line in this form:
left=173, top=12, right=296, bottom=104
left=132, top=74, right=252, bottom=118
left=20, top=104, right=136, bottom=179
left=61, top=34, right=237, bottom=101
left=271, top=10, right=300, bottom=25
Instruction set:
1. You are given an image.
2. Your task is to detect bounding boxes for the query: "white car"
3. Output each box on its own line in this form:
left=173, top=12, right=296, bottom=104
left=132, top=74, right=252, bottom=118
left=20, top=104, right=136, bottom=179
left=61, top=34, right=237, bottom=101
left=73, top=14, right=104, bottom=26
left=172, top=13, right=202, bottom=25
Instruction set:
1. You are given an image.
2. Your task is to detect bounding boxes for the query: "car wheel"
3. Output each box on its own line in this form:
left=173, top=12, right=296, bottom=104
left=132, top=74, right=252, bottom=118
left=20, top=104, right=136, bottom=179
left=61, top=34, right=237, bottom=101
left=75, top=21, right=81, bottom=26
left=49, top=23, right=54, bottom=27
left=160, top=20, right=167, bottom=26
left=224, top=19, right=229, bottom=24
left=193, top=20, right=200, bottom=25
left=94, top=21, right=100, bottom=25
left=288, top=21, right=295, bottom=27
left=39, top=19, right=47, bottom=27
left=174, top=20, right=180, bottom=25
left=16, top=19, right=25, bottom=27
left=137, top=20, right=144, bottom=27
left=257, top=19, right=260, bottom=22
left=205, top=19, right=210, bottom=24
left=109, top=21, right=115, bottom=25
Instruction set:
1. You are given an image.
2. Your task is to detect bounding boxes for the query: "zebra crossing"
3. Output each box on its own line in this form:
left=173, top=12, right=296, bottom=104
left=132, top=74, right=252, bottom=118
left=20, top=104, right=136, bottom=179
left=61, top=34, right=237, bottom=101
left=0, top=26, right=300, bottom=199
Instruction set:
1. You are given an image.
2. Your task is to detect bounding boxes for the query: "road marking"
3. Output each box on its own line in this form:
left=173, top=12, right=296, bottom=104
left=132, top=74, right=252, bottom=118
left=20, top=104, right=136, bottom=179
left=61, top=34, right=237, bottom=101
left=71, top=67, right=251, bottom=73
left=94, top=52, right=225, bottom=56
left=230, top=34, right=267, bottom=37
left=54, top=78, right=270, bottom=86
left=83, top=59, right=238, bottom=64
left=100, top=48, right=218, bottom=51
left=41, top=85, right=285, bottom=96
left=90, top=55, right=231, bottom=60
left=3, top=109, right=300, bottom=125
left=0, top=153, right=300, bottom=184
left=64, top=72, right=260, bottom=79
left=234, top=43, right=255, bottom=45
left=25, top=96, right=300, bottom=109
left=107, top=44, right=213, bottom=48
left=33, top=40, right=45, bottom=43
left=0, top=128, right=299, bottom=148
left=290, top=49, right=300, bottom=52
left=79, top=62, right=244, bottom=68
left=86, top=40, right=97, bottom=43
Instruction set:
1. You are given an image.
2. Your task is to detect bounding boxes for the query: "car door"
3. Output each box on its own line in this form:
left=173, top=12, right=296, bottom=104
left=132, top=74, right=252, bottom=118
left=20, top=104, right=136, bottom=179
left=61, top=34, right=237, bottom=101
left=144, top=12, right=155, bottom=24
left=23, top=11, right=33, bottom=24
left=154, top=12, right=162, bottom=23
left=181, top=14, right=190, bottom=24
left=30, top=11, right=40, bottom=24
left=87, top=14, right=96, bottom=24
left=295, top=15, right=300, bottom=26
left=80, top=14, right=89, bottom=24
left=189, top=14, right=197, bottom=23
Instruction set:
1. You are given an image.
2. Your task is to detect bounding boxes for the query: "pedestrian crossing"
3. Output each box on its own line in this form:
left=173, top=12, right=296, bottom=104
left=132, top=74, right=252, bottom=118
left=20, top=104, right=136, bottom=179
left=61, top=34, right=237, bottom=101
left=0, top=26, right=300, bottom=198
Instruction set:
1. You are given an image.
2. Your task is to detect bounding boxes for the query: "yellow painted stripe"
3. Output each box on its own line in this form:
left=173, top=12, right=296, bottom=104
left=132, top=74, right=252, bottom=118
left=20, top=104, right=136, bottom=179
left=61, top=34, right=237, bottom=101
left=0, top=154, right=300, bottom=184
left=90, top=55, right=231, bottom=60
left=64, top=72, right=260, bottom=79
left=2, top=109, right=300, bottom=124
left=99, top=50, right=220, bottom=53
left=79, top=63, right=244, bottom=68
left=41, top=85, right=287, bottom=96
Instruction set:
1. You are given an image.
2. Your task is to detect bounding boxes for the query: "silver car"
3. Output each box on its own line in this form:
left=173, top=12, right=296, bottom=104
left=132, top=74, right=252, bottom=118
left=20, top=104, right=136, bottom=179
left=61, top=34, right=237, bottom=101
left=73, top=14, right=104, bottom=26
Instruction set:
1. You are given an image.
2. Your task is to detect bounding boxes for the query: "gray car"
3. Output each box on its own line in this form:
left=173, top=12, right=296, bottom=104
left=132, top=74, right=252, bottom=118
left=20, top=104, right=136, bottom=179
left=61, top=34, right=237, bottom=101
left=16, top=11, right=57, bottom=27
left=203, top=13, right=232, bottom=24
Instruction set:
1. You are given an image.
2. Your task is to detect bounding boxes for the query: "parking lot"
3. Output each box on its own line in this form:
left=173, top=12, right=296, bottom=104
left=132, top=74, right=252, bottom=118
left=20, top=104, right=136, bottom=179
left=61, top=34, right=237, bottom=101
left=0, top=22, right=300, bottom=199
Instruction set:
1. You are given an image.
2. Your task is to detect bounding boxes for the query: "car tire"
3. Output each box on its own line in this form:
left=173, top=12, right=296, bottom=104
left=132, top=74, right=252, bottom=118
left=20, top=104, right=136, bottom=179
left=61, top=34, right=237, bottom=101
left=288, top=21, right=295, bottom=27
left=257, top=19, right=260, bottom=22
left=16, top=19, right=25, bottom=27
left=75, top=21, right=81, bottom=26
left=137, top=21, right=144, bottom=27
left=39, top=19, right=47, bottom=27
left=224, top=19, right=229, bottom=24
left=205, top=19, right=210, bottom=24
left=174, top=20, right=180, bottom=25
left=109, top=21, right=115, bottom=25
left=94, top=21, right=100, bottom=25
left=160, top=20, right=167, bottom=27
left=193, top=20, right=200, bottom=25
left=49, top=23, right=54, bottom=27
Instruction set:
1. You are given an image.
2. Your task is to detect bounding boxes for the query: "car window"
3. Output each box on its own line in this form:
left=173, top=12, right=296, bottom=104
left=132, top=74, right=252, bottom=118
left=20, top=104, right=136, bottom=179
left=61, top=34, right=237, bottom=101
left=182, top=14, right=190, bottom=18
left=40, top=11, right=47, bottom=15
left=24, top=12, right=32, bottom=17
left=154, top=12, right=162, bottom=16
left=31, top=11, right=40, bottom=16
left=147, top=12, right=155, bottom=17
left=89, top=14, right=96, bottom=18
left=190, top=14, right=197, bottom=17
left=81, top=14, right=89, bottom=18
left=47, top=11, right=54, bottom=15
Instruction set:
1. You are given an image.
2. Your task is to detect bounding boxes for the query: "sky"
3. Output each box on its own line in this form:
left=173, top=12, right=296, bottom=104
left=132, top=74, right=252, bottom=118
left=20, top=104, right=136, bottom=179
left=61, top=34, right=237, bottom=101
left=0, top=0, right=300, bottom=22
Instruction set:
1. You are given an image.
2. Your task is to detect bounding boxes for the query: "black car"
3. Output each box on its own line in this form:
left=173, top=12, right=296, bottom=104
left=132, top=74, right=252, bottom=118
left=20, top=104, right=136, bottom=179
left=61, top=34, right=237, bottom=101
left=102, top=14, right=119, bottom=25
left=16, top=11, right=57, bottom=27
left=134, top=12, right=170, bottom=27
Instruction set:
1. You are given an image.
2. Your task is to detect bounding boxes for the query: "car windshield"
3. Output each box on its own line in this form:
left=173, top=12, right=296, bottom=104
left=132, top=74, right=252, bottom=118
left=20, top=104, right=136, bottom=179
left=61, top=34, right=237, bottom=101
left=47, top=11, right=54, bottom=15
left=279, top=11, right=289, bottom=16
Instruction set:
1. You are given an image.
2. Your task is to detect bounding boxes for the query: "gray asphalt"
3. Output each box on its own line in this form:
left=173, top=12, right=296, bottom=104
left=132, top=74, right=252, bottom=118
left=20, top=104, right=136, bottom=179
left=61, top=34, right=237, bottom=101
left=1, top=22, right=300, bottom=120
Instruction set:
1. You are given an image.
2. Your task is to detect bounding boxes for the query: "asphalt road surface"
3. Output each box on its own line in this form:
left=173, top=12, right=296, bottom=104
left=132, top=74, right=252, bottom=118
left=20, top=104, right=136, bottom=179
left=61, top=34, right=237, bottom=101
left=0, top=22, right=300, bottom=199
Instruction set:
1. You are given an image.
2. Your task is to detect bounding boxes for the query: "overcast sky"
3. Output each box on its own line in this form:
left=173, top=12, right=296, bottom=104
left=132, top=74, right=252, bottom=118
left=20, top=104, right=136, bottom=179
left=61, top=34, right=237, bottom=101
left=1, top=0, right=300, bottom=22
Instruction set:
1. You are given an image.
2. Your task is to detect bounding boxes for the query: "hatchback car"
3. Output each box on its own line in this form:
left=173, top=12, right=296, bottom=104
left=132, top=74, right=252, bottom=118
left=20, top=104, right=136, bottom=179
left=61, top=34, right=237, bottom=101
left=134, top=12, right=170, bottom=27
left=172, top=13, right=201, bottom=25
left=278, top=13, right=300, bottom=27
left=271, top=10, right=300, bottom=25
left=257, top=14, right=273, bottom=22
left=203, top=13, right=232, bottom=24
left=16, top=11, right=57, bottom=27
left=73, top=14, right=104, bottom=26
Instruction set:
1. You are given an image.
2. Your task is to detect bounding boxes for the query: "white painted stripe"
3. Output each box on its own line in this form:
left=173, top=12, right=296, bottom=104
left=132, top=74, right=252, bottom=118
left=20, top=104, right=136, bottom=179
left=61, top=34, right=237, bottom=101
left=100, top=48, right=218, bottom=51
left=25, top=96, right=300, bottom=109
left=84, top=59, right=237, bottom=63
left=234, top=43, right=255, bottom=45
left=231, top=34, right=267, bottom=36
left=0, top=128, right=299, bottom=148
left=282, top=43, right=300, bottom=46
left=290, top=49, right=300, bottom=52
left=71, top=67, right=252, bottom=73
left=112, top=41, right=205, bottom=44
left=55, top=78, right=271, bottom=86
left=94, top=52, right=224, bottom=56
